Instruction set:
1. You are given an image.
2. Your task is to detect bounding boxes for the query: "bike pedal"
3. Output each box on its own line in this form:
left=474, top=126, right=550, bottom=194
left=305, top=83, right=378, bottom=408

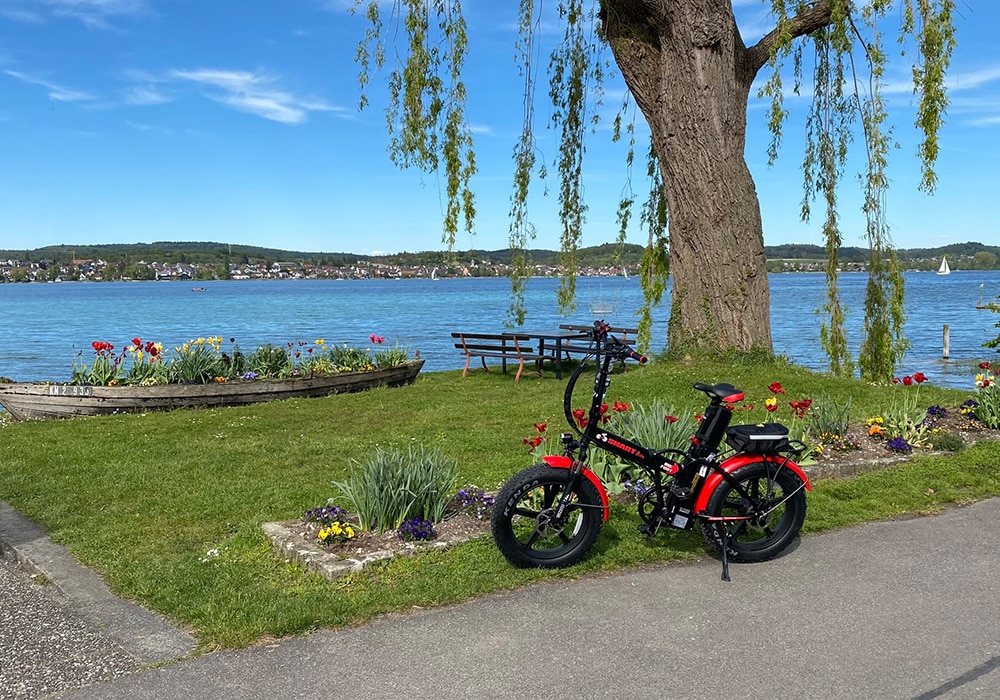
left=637, top=523, right=658, bottom=537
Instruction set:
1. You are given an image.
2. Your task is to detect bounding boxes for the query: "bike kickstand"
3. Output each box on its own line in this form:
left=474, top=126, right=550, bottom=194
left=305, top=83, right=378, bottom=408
left=720, top=525, right=731, bottom=582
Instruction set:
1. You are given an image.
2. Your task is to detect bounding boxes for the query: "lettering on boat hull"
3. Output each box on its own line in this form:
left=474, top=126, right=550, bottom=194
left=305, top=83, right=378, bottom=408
left=47, top=385, right=93, bottom=397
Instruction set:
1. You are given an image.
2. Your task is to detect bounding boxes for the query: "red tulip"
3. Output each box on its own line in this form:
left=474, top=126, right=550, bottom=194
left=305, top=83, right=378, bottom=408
left=768, top=382, right=785, bottom=394
left=913, top=372, right=927, bottom=383
left=534, top=423, right=547, bottom=433
left=902, top=376, right=913, bottom=386
left=665, top=415, right=678, bottom=423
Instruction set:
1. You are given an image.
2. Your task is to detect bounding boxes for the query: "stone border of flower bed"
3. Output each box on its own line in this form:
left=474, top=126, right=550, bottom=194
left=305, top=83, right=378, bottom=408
left=262, top=519, right=488, bottom=581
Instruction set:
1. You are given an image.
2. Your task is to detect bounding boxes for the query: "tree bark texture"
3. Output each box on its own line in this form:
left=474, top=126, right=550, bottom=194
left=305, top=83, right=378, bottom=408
left=601, top=0, right=834, bottom=354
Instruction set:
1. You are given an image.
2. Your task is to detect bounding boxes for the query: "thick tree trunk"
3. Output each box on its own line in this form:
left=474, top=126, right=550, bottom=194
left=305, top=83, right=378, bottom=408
left=602, top=1, right=772, bottom=354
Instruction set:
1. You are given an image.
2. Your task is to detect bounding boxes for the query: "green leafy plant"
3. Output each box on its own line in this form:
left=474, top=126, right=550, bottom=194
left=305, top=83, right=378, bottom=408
left=880, top=372, right=931, bottom=447
left=807, top=395, right=852, bottom=444
left=333, top=446, right=459, bottom=532
left=615, top=401, right=696, bottom=454
left=972, top=362, right=1000, bottom=429
left=326, top=344, right=376, bottom=372
left=71, top=341, right=123, bottom=386
left=249, top=343, right=294, bottom=378
left=928, top=432, right=965, bottom=452
left=373, top=343, right=411, bottom=369
left=169, top=337, right=226, bottom=384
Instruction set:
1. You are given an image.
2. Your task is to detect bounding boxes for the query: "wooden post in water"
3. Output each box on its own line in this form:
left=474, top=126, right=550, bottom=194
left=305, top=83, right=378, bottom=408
left=943, top=324, right=950, bottom=359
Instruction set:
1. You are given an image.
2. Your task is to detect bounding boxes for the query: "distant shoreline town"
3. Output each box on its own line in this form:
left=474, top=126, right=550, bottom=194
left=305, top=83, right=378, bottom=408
left=0, top=257, right=641, bottom=283
left=1, top=240, right=998, bottom=283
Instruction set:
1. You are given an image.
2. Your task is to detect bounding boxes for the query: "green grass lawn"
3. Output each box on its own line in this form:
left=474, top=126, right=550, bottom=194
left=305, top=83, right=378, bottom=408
left=1, top=357, right=998, bottom=650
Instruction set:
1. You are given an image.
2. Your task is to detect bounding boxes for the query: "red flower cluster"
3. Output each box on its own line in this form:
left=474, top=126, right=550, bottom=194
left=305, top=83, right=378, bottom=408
left=979, top=361, right=992, bottom=370
left=369, top=334, right=385, bottom=344
left=131, top=337, right=159, bottom=357
left=523, top=421, right=547, bottom=452
left=892, top=372, right=927, bottom=386
left=91, top=341, right=114, bottom=356
left=523, top=436, right=544, bottom=451
left=789, top=398, right=813, bottom=419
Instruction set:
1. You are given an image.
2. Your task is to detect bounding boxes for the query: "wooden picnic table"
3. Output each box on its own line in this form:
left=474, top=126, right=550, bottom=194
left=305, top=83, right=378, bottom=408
left=501, top=329, right=591, bottom=380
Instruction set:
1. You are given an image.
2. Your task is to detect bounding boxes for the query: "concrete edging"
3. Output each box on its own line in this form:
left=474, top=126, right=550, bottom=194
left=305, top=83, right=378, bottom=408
left=0, top=500, right=197, bottom=666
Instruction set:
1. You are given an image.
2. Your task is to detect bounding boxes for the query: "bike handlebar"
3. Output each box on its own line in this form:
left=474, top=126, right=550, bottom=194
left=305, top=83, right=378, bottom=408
left=562, top=325, right=648, bottom=437
left=604, top=334, right=648, bottom=365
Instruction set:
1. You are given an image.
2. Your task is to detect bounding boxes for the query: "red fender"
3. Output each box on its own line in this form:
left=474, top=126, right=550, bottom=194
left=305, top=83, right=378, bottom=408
left=693, top=454, right=812, bottom=515
left=541, top=456, right=610, bottom=521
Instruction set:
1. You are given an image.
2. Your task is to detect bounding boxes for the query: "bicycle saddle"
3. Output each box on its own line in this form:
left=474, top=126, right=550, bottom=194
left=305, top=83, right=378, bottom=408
left=692, top=382, right=745, bottom=403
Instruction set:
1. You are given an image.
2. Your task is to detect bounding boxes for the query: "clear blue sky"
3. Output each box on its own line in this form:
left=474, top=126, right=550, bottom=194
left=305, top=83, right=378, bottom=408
left=1, top=1, right=997, bottom=256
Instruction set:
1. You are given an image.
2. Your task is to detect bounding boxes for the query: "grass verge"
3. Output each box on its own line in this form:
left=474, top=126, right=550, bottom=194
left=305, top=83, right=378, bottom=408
left=1, top=357, right=997, bottom=650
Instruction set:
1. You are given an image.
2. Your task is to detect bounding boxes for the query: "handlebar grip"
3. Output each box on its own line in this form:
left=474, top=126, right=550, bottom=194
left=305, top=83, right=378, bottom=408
left=627, top=348, right=649, bottom=365
left=606, top=335, right=647, bottom=364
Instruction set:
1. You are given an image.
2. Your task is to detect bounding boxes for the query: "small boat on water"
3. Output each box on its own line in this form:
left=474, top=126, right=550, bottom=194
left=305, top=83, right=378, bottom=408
left=0, top=360, right=424, bottom=421
left=192, top=287, right=206, bottom=292
left=937, top=256, right=951, bottom=275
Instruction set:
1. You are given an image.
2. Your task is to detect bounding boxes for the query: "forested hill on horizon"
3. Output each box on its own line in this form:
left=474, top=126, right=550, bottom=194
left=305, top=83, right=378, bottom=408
left=2, top=240, right=999, bottom=272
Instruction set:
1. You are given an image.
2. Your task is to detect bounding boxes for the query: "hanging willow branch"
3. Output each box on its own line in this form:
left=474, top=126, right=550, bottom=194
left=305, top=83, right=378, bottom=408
left=354, top=0, right=476, bottom=251
left=763, top=0, right=956, bottom=382
left=507, top=0, right=542, bottom=326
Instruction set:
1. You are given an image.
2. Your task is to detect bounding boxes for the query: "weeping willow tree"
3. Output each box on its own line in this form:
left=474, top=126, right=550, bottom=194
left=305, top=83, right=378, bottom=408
left=353, top=0, right=957, bottom=383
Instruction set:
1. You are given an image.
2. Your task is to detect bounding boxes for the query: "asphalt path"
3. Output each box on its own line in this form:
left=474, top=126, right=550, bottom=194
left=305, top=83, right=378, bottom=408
left=49, top=498, right=1000, bottom=700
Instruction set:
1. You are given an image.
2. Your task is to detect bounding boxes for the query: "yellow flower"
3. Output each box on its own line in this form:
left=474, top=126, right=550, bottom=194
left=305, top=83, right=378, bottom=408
left=315, top=339, right=326, bottom=346
left=765, top=397, right=777, bottom=409
left=214, top=376, right=227, bottom=383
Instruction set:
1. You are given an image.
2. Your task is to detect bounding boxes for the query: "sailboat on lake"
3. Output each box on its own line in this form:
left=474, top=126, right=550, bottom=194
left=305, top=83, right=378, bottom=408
left=937, top=256, right=951, bottom=275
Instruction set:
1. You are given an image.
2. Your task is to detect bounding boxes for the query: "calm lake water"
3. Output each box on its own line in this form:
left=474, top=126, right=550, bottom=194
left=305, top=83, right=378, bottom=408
left=1, top=271, right=998, bottom=389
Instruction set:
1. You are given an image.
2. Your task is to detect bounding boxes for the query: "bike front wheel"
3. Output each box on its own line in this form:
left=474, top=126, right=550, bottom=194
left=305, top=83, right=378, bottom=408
left=491, top=464, right=604, bottom=568
left=700, top=460, right=807, bottom=563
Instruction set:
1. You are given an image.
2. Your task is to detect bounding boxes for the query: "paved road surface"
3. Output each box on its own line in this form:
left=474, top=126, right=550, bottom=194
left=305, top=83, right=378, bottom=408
left=3, top=499, right=999, bottom=699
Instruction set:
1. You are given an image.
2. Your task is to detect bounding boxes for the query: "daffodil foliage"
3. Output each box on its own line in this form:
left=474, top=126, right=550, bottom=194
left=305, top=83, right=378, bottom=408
left=353, top=1, right=956, bottom=383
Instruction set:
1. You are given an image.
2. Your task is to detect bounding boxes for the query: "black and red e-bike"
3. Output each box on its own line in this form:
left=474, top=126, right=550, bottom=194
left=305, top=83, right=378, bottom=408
left=491, top=321, right=811, bottom=580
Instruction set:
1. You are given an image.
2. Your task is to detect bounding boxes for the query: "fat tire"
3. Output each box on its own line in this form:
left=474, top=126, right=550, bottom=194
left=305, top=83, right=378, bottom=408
left=491, top=464, right=604, bottom=568
left=700, top=460, right=807, bottom=563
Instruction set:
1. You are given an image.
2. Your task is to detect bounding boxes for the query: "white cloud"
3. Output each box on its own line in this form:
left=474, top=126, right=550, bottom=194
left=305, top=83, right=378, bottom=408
left=0, top=0, right=148, bottom=29
left=123, top=85, right=171, bottom=106
left=948, top=66, right=1000, bottom=92
left=167, top=68, right=345, bottom=124
left=3, top=69, right=95, bottom=101
left=967, top=115, right=1000, bottom=127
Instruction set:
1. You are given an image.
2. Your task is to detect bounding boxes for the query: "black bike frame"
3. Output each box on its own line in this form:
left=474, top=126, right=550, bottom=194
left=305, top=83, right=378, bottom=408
left=555, top=331, right=808, bottom=536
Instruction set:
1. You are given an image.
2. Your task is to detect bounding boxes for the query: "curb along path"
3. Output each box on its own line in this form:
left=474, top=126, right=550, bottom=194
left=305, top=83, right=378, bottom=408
left=0, top=500, right=197, bottom=697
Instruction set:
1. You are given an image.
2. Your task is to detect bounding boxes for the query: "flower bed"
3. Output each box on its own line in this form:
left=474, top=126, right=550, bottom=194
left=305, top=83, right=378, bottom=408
left=70, top=334, right=410, bottom=386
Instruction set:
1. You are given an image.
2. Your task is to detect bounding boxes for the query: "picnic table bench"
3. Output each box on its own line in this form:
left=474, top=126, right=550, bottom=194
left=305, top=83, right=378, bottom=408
left=451, top=332, right=552, bottom=382
left=557, top=324, right=639, bottom=357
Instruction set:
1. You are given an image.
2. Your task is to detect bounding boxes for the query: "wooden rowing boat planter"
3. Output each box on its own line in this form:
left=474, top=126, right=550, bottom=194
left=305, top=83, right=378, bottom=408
left=0, top=360, right=424, bottom=421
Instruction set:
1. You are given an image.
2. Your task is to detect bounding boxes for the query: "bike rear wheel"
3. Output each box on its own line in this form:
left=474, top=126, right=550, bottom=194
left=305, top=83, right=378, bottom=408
left=700, top=460, right=806, bottom=563
left=491, top=464, right=604, bottom=568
